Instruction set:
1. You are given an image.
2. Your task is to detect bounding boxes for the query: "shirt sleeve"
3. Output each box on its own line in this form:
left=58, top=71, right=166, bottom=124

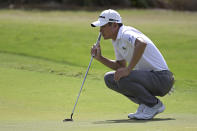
left=122, top=30, right=141, bottom=46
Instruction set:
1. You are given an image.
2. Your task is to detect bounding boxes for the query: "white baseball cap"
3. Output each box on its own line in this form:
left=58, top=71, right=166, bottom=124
left=91, top=9, right=122, bottom=27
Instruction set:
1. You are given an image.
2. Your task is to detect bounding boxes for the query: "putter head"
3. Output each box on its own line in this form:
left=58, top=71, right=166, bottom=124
left=63, top=118, right=73, bottom=122
left=63, top=113, right=73, bottom=122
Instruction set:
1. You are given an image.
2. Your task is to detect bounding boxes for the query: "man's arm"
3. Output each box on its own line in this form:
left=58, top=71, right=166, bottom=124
left=97, top=56, right=126, bottom=70
left=127, top=37, right=147, bottom=71
left=114, top=38, right=147, bottom=81
left=91, top=44, right=126, bottom=70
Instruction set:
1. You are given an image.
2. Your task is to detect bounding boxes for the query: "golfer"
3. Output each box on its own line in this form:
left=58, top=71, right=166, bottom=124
left=91, top=9, right=174, bottom=120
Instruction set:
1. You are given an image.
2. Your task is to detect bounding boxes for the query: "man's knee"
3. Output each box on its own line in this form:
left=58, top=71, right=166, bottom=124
left=104, top=71, right=115, bottom=87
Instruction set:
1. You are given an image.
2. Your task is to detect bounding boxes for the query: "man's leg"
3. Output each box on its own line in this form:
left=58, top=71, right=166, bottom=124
left=104, top=70, right=158, bottom=119
left=104, top=70, right=174, bottom=119
left=104, top=71, right=140, bottom=104
left=104, top=71, right=159, bottom=106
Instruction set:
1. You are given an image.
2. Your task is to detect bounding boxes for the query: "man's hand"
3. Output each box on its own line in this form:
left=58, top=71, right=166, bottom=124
left=91, top=43, right=102, bottom=60
left=114, top=67, right=130, bottom=81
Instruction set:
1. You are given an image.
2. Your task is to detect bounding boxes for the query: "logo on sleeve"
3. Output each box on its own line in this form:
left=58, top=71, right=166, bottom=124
left=128, top=36, right=133, bottom=44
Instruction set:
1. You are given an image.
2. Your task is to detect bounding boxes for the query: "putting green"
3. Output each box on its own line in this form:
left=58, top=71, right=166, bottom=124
left=0, top=53, right=197, bottom=131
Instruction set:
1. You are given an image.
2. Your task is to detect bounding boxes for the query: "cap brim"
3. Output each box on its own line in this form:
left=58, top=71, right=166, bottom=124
left=91, top=20, right=107, bottom=27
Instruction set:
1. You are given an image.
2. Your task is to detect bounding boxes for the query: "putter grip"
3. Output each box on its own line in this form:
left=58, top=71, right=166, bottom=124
left=95, top=32, right=101, bottom=47
left=92, top=32, right=101, bottom=57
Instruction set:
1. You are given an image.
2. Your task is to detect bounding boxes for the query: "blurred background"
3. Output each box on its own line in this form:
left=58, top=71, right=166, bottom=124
left=0, top=0, right=197, bottom=11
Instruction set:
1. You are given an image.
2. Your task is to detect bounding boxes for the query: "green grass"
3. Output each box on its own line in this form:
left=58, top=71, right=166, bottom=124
left=0, top=9, right=197, bottom=131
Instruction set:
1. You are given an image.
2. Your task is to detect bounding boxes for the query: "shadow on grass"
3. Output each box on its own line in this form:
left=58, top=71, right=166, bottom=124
left=93, top=118, right=175, bottom=124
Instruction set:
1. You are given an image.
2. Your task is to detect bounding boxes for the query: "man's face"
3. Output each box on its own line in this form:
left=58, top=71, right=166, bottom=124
left=100, top=23, right=114, bottom=39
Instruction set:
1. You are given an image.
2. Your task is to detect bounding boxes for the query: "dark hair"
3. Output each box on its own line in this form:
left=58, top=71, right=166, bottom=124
left=108, top=22, right=123, bottom=27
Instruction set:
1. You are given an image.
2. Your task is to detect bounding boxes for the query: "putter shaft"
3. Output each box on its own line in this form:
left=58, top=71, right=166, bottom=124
left=63, top=33, right=101, bottom=122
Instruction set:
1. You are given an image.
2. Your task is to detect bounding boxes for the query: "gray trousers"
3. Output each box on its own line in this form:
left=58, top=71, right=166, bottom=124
left=104, top=70, right=174, bottom=107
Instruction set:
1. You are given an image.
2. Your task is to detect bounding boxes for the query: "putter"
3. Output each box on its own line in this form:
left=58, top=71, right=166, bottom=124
left=63, top=32, right=102, bottom=122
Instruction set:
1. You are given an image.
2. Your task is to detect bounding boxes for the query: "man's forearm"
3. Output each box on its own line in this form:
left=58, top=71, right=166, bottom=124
left=97, top=56, right=124, bottom=70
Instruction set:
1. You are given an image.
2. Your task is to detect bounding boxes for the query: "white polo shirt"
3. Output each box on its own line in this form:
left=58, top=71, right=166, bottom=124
left=112, top=25, right=169, bottom=71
